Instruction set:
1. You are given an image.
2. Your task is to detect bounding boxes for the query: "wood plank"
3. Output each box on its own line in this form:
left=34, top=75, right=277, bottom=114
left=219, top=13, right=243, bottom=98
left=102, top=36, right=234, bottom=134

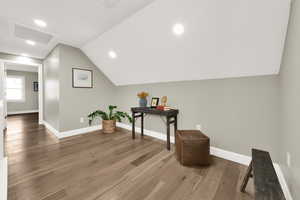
left=252, top=149, right=285, bottom=200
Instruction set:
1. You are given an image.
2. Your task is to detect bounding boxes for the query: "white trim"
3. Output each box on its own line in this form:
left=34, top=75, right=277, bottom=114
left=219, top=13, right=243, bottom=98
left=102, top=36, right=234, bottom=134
left=59, top=125, right=102, bottom=138
left=42, top=120, right=60, bottom=138
left=42, top=120, right=102, bottom=139
left=274, top=164, right=294, bottom=200
left=116, top=122, right=293, bottom=200
left=210, top=147, right=251, bottom=166
left=7, top=110, right=38, bottom=115
left=0, top=157, right=8, bottom=200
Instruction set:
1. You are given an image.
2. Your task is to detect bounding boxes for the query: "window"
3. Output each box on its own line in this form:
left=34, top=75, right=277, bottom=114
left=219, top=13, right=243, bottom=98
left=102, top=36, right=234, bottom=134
left=6, top=76, right=25, bottom=102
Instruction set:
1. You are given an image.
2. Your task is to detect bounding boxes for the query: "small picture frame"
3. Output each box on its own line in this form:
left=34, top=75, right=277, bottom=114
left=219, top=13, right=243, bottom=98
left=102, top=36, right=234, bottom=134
left=150, top=97, right=159, bottom=108
left=72, top=68, right=93, bottom=88
left=33, top=81, right=38, bottom=92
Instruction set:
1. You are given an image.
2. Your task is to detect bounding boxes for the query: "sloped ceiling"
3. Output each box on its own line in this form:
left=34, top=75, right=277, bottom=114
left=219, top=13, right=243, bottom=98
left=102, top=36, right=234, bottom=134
left=0, top=0, right=154, bottom=58
left=83, top=0, right=291, bottom=85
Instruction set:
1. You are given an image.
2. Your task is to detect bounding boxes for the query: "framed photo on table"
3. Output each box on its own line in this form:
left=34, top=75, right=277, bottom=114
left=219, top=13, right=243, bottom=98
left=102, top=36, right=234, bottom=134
left=150, top=97, right=159, bottom=108
left=72, top=68, right=93, bottom=88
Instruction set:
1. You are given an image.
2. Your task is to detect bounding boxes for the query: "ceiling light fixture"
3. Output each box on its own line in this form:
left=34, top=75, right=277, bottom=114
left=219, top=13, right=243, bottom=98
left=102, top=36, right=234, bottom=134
left=34, top=19, right=47, bottom=28
left=26, top=40, right=36, bottom=46
left=173, top=23, right=185, bottom=36
left=108, top=50, right=117, bottom=59
left=21, top=53, right=28, bottom=57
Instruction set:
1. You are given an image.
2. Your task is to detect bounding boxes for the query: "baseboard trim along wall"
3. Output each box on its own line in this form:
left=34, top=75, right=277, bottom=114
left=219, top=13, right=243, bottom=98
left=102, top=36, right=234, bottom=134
left=0, top=157, right=8, bottom=200
left=7, top=110, right=38, bottom=115
left=42, top=120, right=102, bottom=139
left=116, top=122, right=293, bottom=200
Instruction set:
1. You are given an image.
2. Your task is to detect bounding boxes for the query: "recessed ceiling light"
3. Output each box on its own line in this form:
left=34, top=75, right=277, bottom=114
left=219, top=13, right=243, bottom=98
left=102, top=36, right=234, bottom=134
left=21, top=53, right=28, bottom=57
left=34, top=19, right=47, bottom=28
left=108, top=50, right=117, bottom=59
left=26, top=40, right=36, bottom=46
left=173, top=23, right=185, bottom=36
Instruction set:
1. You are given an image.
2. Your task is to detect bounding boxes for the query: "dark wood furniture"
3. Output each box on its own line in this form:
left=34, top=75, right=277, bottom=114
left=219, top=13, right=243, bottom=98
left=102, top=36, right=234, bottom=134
left=240, top=149, right=286, bottom=200
left=175, top=130, right=210, bottom=166
left=131, top=107, right=179, bottom=150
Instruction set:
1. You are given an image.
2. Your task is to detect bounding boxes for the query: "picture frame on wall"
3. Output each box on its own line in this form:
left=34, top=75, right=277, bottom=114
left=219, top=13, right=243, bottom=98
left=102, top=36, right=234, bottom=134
left=72, top=68, right=93, bottom=88
left=33, top=81, right=38, bottom=92
left=150, top=97, right=159, bottom=108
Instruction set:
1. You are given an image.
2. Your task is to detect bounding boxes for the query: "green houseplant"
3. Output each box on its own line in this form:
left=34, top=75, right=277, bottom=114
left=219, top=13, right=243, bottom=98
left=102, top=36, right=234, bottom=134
left=88, top=105, right=132, bottom=133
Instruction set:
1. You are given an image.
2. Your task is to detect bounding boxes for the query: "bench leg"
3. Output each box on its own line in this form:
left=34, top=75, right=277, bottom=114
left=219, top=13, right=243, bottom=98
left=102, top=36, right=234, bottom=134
left=240, top=160, right=253, bottom=192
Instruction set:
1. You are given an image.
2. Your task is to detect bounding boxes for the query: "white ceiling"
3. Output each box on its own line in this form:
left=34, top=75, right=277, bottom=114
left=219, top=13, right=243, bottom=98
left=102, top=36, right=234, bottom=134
left=5, top=63, right=38, bottom=72
left=0, top=0, right=154, bottom=58
left=83, top=0, right=291, bottom=85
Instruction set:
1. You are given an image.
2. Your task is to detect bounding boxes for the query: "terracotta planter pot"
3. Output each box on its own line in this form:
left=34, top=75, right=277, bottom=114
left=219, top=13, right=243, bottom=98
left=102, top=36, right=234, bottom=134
left=102, top=120, right=116, bottom=133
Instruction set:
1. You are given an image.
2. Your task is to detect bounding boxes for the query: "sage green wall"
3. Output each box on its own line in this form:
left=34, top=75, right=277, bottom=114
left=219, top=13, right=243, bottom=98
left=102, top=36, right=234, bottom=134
left=43, top=47, right=60, bottom=130
left=43, top=44, right=116, bottom=132
left=116, top=75, right=280, bottom=161
left=279, top=0, right=300, bottom=198
left=58, top=44, right=116, bottom=132
left=7, top=70, right=38, bottom=113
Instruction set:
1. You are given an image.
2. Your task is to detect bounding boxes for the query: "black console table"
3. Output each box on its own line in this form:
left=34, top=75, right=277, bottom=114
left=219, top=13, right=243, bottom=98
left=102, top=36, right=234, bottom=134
left=131, top=107, right=179, bottom=150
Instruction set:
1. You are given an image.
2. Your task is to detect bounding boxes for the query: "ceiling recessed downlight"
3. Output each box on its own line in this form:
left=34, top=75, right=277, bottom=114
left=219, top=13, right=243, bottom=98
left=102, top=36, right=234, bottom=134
left=26, top=40, right=36, bottom=46
left=21, top=53, right=28, bottom=57
left=173, top=23, right=185, bottom=36
left=34, top=19, right=47, bottom=28
left=108, top=50, right=117, bottom=59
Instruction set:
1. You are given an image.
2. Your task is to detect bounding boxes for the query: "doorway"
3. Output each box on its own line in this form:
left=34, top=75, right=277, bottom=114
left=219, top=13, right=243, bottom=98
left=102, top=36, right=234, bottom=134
left=0, top=58, right=43, bottom=130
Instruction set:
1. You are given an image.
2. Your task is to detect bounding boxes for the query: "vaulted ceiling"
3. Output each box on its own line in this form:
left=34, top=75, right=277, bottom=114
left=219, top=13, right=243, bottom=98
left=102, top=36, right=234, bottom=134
left=0, top=0, right=291, bottom=85
left=0, top=0, right=154, bottom=58
left=83, top=0, right=291, bottom=85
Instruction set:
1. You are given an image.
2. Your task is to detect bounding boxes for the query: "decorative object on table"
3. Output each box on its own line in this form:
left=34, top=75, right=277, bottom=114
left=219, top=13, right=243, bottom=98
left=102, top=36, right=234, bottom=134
left=161, top=96, right=168, bottom=106
left=88, top=105, right=132, bottom=134
left=33, top=81, right=38, bottom=92
left=72, top=68, right=93, bottom=88
left=150, top=97, right=159, bottom=108
left=176, top=130, right=210, bottom=166
left=137, top=91, right=149, bottom=107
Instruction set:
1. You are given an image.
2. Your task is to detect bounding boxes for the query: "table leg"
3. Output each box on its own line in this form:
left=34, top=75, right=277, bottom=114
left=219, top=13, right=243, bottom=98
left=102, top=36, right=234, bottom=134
left=167, top=117, right=170, bottom=150
left=141, top=113, right=144, bottom=137
left=240, top=160, right=253, bottom=192
left=132, top=112, right=135, bottom=139
left=174, top=115, right=177, bottom=144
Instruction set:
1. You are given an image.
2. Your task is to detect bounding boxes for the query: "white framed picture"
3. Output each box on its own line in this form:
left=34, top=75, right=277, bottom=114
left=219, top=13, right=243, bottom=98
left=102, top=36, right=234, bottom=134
left=72, top=68, right=93, bottom=88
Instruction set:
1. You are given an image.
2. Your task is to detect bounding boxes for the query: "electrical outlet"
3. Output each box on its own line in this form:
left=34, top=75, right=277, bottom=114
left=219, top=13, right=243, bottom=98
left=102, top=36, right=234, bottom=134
left=80, top=117, right=84, bottom=123
left=287, top=152, right=291, bottom=167
left=196, top=124, right=202, bottom=131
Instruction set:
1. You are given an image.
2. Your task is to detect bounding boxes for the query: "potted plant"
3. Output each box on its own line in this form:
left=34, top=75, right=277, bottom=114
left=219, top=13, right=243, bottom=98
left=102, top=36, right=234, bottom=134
left=88, top=105, right=132, bottom=134
left=137, top=91, right=149, bottom=107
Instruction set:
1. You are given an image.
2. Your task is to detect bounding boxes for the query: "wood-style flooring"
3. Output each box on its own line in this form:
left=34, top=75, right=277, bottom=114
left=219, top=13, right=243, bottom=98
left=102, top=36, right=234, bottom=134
left=4, top=113, right=254, bottom=200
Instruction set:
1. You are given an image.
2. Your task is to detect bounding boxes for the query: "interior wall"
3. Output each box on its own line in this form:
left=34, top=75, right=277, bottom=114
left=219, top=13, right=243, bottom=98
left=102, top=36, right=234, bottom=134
left=279, top=0, right=300, bottom=198
left=115, top=75, right=281, bottom=161
left=6, top=70, right=38, bottom=113
left=0, top=61, right=4, bottom=159
left=43, top=47, right=60, bottom=130
left=59, top=44, right=116, bottom=132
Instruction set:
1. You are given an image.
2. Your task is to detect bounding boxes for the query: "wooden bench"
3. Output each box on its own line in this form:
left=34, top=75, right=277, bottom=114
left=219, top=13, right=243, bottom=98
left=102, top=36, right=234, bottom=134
left=240, top=149, right=286, bottom=200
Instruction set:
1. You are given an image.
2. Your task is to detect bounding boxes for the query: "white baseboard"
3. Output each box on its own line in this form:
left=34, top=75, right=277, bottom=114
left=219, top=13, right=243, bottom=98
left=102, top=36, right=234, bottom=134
left=274, top=164, right=294, bottom=200
left=116, top=122, right=293, bottom=200
left=7, top=110, right=38, bottom=115
left=0, top=157, right=7, bottom=200
left=42, top=120, right=102, bottom=139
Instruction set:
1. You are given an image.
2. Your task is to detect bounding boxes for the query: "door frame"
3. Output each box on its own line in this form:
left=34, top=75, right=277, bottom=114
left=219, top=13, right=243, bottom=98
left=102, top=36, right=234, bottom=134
left=0, top=58, right=43, bottom=125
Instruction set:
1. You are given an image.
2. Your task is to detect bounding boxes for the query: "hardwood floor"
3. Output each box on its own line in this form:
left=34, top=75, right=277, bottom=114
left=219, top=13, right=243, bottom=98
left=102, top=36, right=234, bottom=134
left=4, top=113, right=254, bottom=200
